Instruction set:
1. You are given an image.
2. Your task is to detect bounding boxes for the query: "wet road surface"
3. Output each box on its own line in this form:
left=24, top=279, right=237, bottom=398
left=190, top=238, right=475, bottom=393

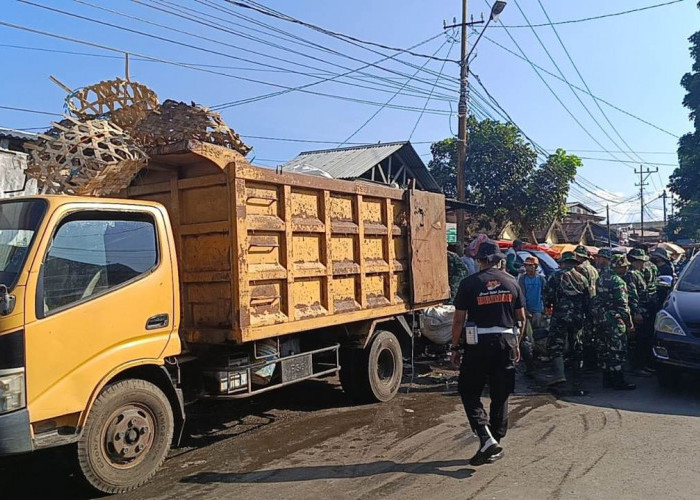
left=3, top=361, right=700, bottom=499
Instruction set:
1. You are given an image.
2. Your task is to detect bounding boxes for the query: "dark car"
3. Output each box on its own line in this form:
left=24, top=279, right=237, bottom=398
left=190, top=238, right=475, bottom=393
left=652, top=253, right=700, bottom=387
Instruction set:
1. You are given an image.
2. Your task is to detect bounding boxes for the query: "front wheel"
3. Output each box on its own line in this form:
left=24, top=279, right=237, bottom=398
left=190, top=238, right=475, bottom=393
left=77, top=379, right=174, bottom=494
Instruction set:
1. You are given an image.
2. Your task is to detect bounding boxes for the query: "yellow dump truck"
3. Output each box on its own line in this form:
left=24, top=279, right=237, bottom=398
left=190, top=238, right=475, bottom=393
left=0, top=141, right=448, bottom=493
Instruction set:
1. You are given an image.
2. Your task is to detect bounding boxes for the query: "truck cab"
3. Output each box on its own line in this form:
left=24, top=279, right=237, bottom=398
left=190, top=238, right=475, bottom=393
left=0, top=196, right=183, bottom=493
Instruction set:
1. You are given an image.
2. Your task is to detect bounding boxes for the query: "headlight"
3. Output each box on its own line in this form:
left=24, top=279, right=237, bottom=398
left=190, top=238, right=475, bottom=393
left=655, top=311, right=686, bottom=336
left=0, top=368, right=25, bottom=414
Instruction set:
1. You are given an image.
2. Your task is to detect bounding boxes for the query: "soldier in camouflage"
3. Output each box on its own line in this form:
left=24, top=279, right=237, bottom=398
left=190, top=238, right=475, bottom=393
left=574, top=245, right=599, bottom=370
left=447, top=250, right=470, bottom=305
left=620, top=256, right=649, bottom=376
left=628, top=248, right=657, bottom=371
left=594, top=254, right=636, bottom=390
left=545, top=251, right=590, bottom=389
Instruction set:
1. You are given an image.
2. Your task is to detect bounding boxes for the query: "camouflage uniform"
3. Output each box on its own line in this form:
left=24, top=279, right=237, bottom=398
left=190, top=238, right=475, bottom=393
left=545, top=263, right=590, bottom=359
left=594, top=256, right=633, bottom=375
left=628, top=249, right=658, bottom=369
left=622, top=267, right=647, bottom=369
left=574, top=246, right=599, bottom=362
left=447, top=251, right=470, bottom=305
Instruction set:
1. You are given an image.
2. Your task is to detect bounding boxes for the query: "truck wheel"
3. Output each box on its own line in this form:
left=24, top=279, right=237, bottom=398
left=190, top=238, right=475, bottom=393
left=340, top=330, right=403, bottom=403
left=77, top=379, right=174, bottom=494
left=657, top=365, right=681, bottom=389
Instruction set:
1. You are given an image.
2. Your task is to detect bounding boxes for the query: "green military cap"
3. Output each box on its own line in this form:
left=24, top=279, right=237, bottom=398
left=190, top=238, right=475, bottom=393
left=627, top=248, right=649, bottom=262
left=574, top=245, right=590, bottom=260
left=611, top=254, right=631, bottom=268
left=560, top=251, right=580, bottom=263
left=597, top=248, right=613, bottom=260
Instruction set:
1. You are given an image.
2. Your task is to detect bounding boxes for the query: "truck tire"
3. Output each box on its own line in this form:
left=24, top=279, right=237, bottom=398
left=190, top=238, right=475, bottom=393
left=340, top=330, right=403, bottom=403
left=77, top=379, right=174, bottom=494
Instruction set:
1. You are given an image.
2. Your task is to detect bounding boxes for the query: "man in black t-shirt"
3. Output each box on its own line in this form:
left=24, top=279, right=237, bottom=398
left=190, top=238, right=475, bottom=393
left=450, top=239, right=526, bottom=466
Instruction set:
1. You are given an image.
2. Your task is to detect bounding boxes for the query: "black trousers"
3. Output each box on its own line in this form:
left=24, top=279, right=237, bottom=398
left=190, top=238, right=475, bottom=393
left=457, top=333, right=517, bottom=441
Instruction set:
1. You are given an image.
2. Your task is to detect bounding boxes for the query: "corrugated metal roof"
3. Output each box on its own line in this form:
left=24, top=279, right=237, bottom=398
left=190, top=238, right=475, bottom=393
left=280, top=141, right=441, bottom=192
left=0, top=127, right=38, bottom=141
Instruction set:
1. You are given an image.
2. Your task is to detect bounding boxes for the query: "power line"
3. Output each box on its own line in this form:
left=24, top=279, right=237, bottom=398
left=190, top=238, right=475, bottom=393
left=223, top=0, right=457, bottom=62
left=578, top=156, right=677, bottom=167
left=536, top=0, right=656, bottom=173
left=338, top=39, right=449, bottom=146
left=480, top=34, right=679, bottom=138
left=0, top=21, right=456, bottom=116
left=410, top=38, right=457, bottom=140
left=511, top=0, right=637, bottom=171
left=497, top=0, right=684, bottom=28
left=0, top=105, right=61, bottom=117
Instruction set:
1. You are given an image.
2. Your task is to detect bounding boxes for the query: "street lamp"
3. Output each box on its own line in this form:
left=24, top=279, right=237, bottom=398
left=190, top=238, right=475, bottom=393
left=467, top=2, right=507, bottom=61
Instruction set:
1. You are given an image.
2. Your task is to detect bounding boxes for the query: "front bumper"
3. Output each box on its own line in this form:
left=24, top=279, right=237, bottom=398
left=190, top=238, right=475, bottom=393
left=0, top=408, right=32, bottom=456
left=654, top=334, right=700, bottom=371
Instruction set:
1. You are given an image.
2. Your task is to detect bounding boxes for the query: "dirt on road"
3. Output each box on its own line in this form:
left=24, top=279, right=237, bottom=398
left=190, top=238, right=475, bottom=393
left=3, top=360, right=700, bottom=499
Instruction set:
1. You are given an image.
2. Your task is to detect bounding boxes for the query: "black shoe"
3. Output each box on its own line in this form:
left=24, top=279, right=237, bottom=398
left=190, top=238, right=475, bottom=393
left=470, top=443, right=503, bottom=466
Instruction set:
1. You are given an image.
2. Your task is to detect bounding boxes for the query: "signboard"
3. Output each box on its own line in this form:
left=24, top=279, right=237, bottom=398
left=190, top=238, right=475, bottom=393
left=446, top=223, right=457, bottom=243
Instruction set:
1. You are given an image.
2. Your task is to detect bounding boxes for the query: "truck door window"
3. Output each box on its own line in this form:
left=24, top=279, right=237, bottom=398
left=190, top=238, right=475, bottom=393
left=41, top=212, right=158, bottom=315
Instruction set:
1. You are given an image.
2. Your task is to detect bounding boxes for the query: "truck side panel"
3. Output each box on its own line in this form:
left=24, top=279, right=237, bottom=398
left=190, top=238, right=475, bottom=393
left=126, top=142, right=448, bottom=345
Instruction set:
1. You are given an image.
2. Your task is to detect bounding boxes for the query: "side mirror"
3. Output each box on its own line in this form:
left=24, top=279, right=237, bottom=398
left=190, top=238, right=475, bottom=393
left=0, top=285, right=16, bottom=316
left=657, top=275, right=673, bottom=288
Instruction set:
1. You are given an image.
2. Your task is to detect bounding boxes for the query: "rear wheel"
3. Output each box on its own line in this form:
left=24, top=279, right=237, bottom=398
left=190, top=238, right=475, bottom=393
left=657, top=365, right=681, bottom=390
left=77, top=379, right=174, bottom=494
left=340, top=330, right=403, bottom=403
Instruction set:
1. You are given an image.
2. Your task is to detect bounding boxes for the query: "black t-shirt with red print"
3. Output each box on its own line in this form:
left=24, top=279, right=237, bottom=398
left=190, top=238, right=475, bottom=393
left=454, top=268, right=524, bottom=328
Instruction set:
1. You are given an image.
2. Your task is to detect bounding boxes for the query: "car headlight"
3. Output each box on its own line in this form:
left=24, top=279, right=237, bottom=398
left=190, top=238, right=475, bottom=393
left=655, top=311, right=686, bottom=336
left=0, top=368, right=25, bottom=414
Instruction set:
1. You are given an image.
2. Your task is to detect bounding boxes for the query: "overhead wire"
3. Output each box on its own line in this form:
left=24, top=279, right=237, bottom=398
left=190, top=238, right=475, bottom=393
left=338, top=39, right=449, bottom=146
left=409, top=37, right=457, bottom=140
left=0, top=21, right=457, bottom=116
left=511, top=0, right=637, bottom=171
left=496, top=0, right=684, bottom=28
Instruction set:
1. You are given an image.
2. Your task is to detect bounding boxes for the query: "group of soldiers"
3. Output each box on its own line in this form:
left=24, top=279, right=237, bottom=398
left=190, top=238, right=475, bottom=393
left=544, top=244, right=674, bottom=392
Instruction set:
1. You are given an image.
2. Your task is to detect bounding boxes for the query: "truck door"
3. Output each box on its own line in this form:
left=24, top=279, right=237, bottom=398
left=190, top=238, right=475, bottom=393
left=23, top=204, right=177, bottom=424
left=408, top=190, right=450, bottom=305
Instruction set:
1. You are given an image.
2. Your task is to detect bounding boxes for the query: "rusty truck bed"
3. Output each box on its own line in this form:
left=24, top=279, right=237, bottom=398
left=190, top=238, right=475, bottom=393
left=124, top=140, right=448, bottom=344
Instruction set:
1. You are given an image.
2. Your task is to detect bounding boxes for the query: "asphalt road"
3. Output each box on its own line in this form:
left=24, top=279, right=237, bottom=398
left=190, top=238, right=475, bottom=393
left=3, top=362, right=700, bottom=499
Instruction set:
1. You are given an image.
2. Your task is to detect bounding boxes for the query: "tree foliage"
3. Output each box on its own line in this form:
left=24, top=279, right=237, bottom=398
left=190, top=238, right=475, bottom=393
left=428, top=118, right=580, bottom=236
left=669, top=10, right=700, bottom=240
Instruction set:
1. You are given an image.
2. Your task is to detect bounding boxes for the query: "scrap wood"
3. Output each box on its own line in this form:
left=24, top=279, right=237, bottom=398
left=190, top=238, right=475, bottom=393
left=24, top=116, right=148, bottom=196
left=132, top=99, right=251, bottom=156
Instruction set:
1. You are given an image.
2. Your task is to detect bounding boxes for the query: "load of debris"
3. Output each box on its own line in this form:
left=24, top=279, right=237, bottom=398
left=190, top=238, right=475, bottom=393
left=25, top=77, right=250, bottom=196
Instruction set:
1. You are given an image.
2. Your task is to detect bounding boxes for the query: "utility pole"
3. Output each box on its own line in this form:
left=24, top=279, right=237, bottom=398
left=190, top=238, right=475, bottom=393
left=455, top=0, right=469, bottom=256
left=662, top=189, right=668, bottom=241
left=635, top=165, right=658, bottom=244
left=607, top=204, right=611, bottom=247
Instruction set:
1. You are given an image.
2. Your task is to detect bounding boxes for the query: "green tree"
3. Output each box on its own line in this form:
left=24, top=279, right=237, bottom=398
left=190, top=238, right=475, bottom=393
left=428, top=118, right=580, bottom=236
left=669, top=9, right=700, bottom=240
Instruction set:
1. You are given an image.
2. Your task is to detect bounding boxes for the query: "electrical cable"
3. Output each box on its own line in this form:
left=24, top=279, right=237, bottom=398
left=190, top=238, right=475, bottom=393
left=497, top=0, right=684, bottom=29
left=409, top=37, right=457, bottom=140
left=338, top=39, right=449, bottom=146
left=223, top=0, right=457, bottom=62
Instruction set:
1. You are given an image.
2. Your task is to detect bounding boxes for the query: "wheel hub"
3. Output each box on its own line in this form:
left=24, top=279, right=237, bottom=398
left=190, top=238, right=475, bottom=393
left=103, top=406, right=155, bottom=466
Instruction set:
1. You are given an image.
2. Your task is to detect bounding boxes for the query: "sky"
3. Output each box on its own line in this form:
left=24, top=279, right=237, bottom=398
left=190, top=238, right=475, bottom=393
left=0, top=0, right=697, bottom=224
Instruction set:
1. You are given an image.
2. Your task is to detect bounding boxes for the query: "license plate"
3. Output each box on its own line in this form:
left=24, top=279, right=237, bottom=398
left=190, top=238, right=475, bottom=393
left=281, top=354, right=312, bottom=383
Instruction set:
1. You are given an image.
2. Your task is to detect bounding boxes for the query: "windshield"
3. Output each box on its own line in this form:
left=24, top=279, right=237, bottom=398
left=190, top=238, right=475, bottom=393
left=0, top=199, right=47, bottom=289
left=677, top=256, right=700, bottom=292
